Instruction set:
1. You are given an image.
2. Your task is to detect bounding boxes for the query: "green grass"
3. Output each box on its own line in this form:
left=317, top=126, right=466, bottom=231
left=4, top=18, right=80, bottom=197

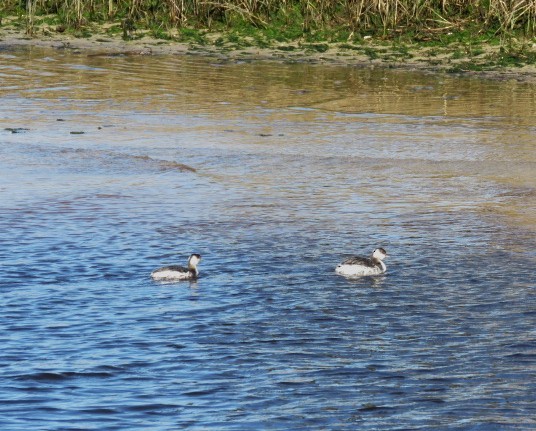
left=363, top=47, right=379, bottom=60
left=276, top=45, right=296, bottom=51
left=301, top=43, right=329, bottom=53
left=2, top=0, right=535, bottom=69
left=4, top=0, right=536, bottom=40
left=150, top=28, right=173, bottom=41
left=178, top=27, right=207, bottom=44
left=451, top=49, right=465, bottom=60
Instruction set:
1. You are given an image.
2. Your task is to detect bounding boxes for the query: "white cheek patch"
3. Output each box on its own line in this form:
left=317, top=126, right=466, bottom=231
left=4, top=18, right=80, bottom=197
left=373, top=249, right=387, bottom=260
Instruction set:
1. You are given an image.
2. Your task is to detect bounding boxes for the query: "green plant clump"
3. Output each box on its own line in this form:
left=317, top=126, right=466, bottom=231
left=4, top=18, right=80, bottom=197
left=3, top=0, right=536, bottom=49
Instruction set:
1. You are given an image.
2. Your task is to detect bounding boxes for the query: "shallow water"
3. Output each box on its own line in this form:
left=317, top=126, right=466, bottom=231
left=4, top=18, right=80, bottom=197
left=0, top=46, right=535, bottom=430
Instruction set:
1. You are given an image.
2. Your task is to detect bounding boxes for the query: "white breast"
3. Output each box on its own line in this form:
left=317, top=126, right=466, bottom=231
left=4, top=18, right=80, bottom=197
left=335, top=262, right=385, bottom=277
left=151, top=269, right=191, bottom=281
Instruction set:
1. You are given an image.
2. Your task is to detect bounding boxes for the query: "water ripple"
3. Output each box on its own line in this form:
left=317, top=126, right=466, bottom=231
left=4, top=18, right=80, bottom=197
left=0, top=48, right=535, bottom=431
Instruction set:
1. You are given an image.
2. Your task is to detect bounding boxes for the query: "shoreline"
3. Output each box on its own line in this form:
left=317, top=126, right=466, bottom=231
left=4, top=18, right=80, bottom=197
left=1, top=27, right=536, bottom=83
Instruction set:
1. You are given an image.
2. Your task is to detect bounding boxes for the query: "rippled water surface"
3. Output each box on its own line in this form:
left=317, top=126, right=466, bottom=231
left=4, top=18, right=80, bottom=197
left=1, top=46, right=535, bottom=430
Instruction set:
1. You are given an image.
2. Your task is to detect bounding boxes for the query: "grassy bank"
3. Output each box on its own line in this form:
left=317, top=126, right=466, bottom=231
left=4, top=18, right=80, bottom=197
left=5, top=0, right=536, bottom=39
left=1, top=1, right=535, bottom=71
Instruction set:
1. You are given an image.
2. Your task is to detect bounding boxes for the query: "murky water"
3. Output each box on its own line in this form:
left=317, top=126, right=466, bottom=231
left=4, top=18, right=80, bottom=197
left=1, top=46, right=535, bottom=430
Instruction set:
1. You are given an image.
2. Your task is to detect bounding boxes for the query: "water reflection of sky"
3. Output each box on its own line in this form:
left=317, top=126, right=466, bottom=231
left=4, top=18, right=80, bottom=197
left=0, top=48, right=535, bottom=430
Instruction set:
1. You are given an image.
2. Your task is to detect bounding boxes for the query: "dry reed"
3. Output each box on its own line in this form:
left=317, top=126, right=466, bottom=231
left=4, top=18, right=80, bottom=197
left=9, top=0, right=536, bottom=38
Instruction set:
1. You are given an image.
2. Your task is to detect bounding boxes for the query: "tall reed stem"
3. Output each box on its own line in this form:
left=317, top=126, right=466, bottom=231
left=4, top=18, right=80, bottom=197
left=5, top=0, right=535, bottom=39
left=26, top=0, right=36, bottom=35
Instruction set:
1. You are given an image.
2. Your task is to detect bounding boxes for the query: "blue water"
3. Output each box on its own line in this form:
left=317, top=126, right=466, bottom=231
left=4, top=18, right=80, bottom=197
left=0, top=47, right=535, bottom=430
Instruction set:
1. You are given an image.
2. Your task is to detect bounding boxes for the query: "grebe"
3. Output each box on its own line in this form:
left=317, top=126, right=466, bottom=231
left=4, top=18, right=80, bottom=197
left=335, top=248, right=387, bottom=277
left=151, top=253, right=201, bottom=281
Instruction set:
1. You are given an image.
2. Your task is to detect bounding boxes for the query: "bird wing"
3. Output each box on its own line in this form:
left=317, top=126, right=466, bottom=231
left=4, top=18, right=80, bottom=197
left=340, top=256, right=373, bottom=266
left=155, top=265, right=189, bottom=272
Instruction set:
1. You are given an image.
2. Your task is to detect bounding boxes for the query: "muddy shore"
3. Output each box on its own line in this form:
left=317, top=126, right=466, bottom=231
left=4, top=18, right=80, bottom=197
left=1, top=25, right=536, bottom=83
